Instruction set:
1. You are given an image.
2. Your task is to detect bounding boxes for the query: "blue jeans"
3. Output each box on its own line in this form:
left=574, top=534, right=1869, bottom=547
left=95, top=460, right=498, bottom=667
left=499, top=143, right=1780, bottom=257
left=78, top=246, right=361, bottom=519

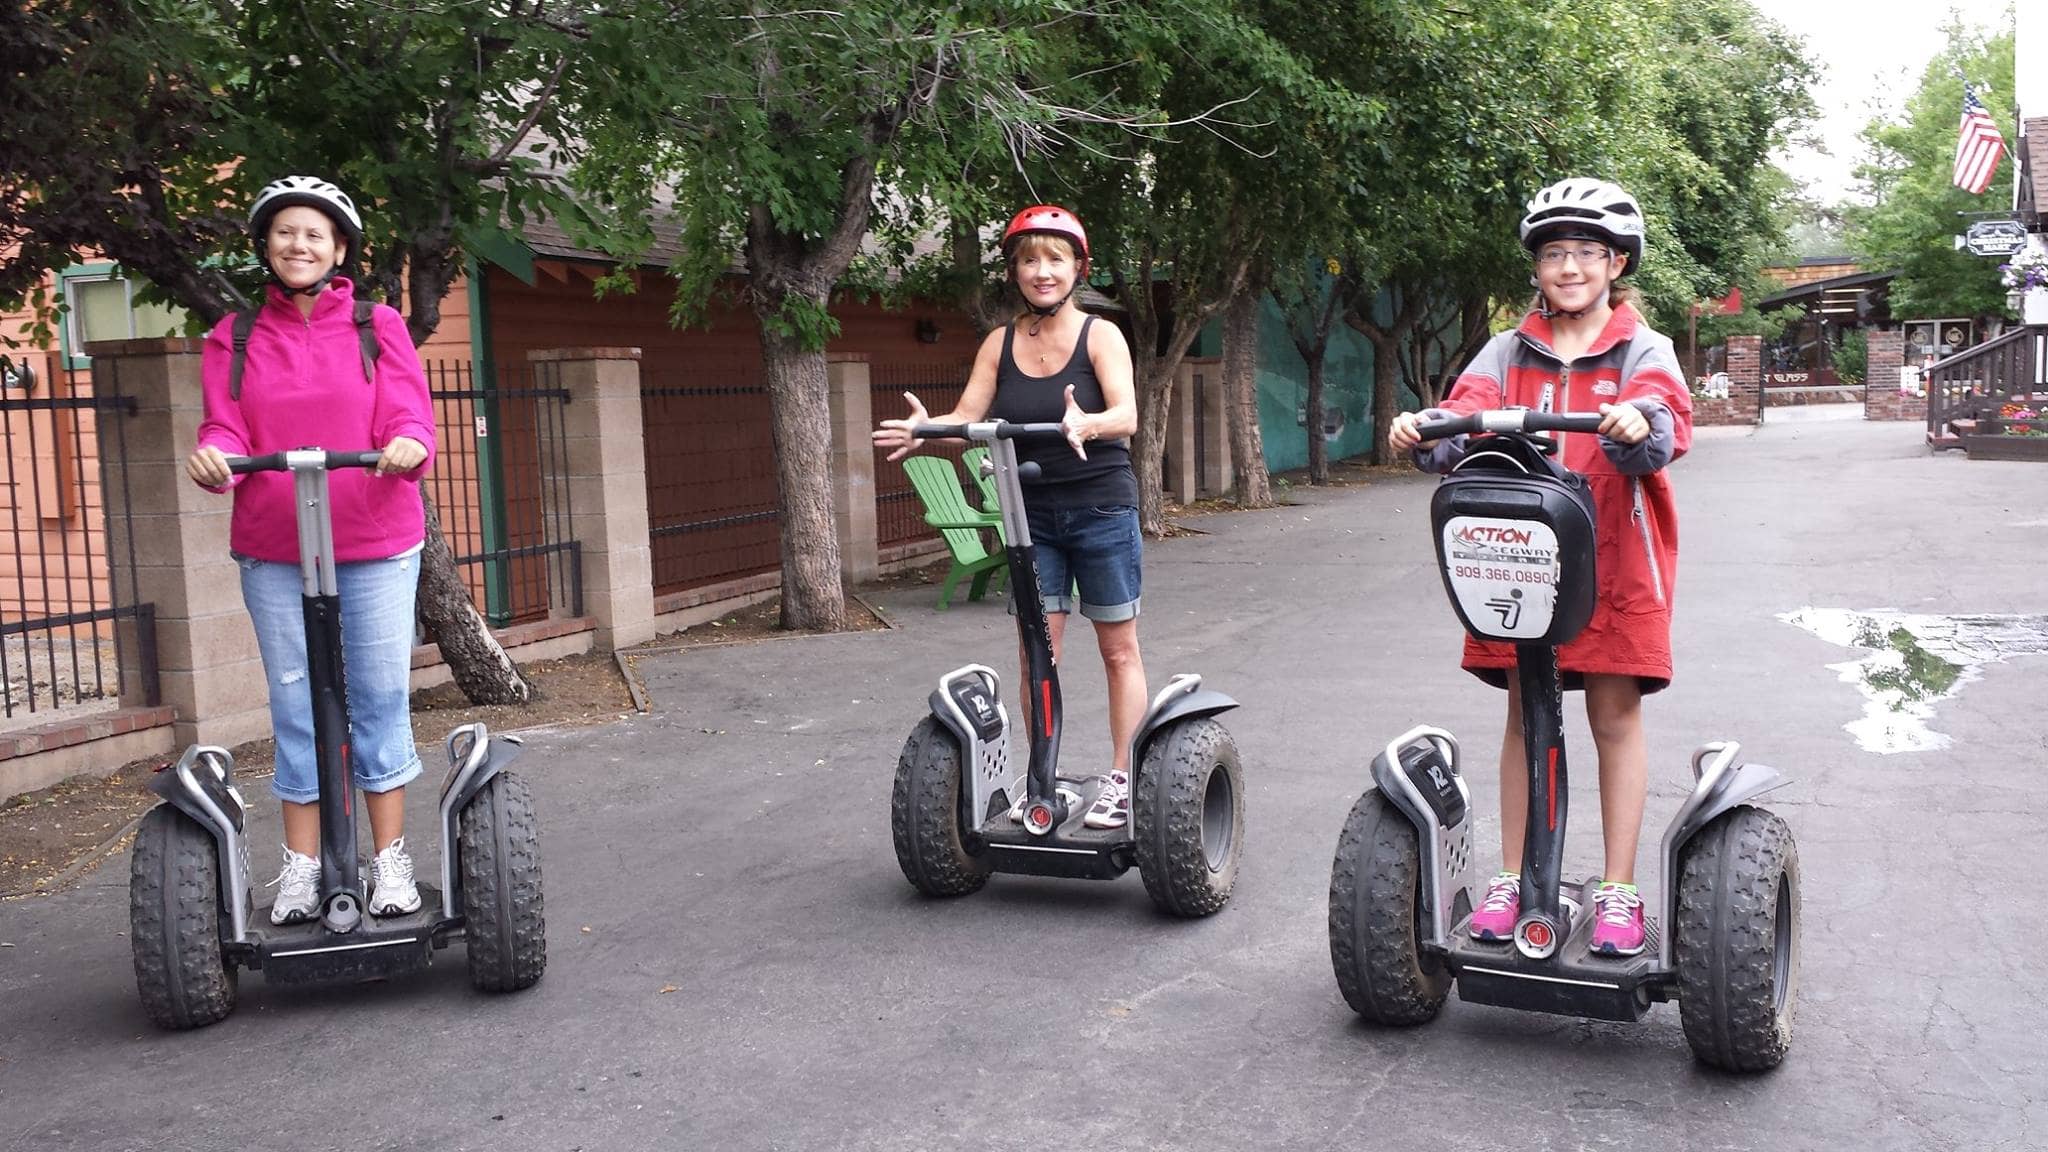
left=238, top=548, right=424, bottom=804
left=1024, top=503, right=1142, bottom=622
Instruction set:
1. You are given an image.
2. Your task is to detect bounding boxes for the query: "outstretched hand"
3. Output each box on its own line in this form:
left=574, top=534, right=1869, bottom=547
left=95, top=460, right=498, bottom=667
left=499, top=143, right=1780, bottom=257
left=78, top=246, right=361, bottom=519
left=1060, top=384, right=1091, bottom=460
left=872, top=392, right=931, bottom=462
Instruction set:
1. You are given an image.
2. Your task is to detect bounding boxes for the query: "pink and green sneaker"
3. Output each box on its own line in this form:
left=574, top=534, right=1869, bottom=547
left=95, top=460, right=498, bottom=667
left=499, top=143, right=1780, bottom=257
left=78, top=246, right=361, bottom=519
left=1467, top=872, right=1520, bottom=941
left=1589, top=881, right=1646, bottom=957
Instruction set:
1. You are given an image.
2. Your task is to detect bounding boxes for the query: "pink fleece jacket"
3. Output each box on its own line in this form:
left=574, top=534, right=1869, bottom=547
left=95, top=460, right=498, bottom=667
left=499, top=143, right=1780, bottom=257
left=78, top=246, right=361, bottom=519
left=195, top=278, right=437, bottom=563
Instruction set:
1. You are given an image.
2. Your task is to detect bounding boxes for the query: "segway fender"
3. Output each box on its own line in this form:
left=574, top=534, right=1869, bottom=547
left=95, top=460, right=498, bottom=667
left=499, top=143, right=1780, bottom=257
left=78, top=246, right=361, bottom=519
left=437, top=723, right=525, bottom=921
left=927, top=665, right=1011, bottom=831
left=146, top=745, right=252, bottom=943
left=1366, top=726, right=1475, bottom=947
left=1656, top=743, right=1790, bottom=971
left=1131, top=674, right=1238, bottom=763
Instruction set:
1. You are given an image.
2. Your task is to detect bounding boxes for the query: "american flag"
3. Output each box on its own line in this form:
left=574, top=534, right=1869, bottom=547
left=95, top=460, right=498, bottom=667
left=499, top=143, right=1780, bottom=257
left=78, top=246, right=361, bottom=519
left=1952, top=87, right=2006, bottom=195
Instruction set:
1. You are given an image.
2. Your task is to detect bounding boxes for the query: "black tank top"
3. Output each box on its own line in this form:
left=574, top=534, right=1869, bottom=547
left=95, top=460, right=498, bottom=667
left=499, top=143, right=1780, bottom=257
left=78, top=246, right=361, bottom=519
left=985, top=316, right=1138, bottom=508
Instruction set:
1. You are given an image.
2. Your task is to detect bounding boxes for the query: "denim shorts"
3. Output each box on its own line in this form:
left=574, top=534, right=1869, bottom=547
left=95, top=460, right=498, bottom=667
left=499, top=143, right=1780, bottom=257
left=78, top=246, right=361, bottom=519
left=237, top=548, right=424, bottom=804
left=1022, top=503, right=1142, bottom=622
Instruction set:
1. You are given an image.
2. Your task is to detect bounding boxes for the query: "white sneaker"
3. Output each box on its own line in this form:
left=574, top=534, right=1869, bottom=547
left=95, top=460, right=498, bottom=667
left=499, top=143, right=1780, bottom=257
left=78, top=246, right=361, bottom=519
left=1082, top=771, right=1131, bottom=830
left=268, top=847, right=320, bottom=925
left=369, top=838, right=421, bottom=916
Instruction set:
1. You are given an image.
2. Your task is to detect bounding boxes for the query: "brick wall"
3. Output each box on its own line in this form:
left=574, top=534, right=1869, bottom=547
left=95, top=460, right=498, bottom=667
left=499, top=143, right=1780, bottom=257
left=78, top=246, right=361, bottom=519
left=1693, top=333, right=1762, bottom=426
left=1861, top=330, right=1924, bottom=422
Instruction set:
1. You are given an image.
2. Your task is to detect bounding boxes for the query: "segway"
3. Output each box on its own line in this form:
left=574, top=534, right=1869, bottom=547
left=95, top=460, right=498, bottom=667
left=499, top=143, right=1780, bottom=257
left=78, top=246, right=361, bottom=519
left=1327, top=410, right=1800, bottom=1072
left=889, top=421, right=1244, bottom=916
left=129, top=449, right=545, bottom=1030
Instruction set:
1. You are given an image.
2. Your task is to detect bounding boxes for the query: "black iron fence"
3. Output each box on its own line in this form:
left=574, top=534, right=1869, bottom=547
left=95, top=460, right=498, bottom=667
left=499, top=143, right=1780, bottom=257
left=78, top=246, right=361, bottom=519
left=640, top=356, right=782, bottom=595
left=0, top=353, right=155, bottom=721
left=423, top=358, right=581, bottom=627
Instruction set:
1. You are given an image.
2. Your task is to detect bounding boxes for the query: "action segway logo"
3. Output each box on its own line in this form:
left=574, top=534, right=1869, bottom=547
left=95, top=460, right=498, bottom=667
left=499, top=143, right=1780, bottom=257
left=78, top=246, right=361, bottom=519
left=1425, top=763, right=1451, bottom=793
left=1455, top=524, right=1535, bottom=553
left=1485, top=589, right=1524, bottom=630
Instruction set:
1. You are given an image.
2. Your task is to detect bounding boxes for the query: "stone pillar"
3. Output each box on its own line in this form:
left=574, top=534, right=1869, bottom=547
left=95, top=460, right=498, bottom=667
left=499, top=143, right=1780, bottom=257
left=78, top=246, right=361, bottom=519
left=826, top=353, right=878, bottom=582
left=1164, top=361, right=1197, bottom=504
left=1861, top=329, right=1922, bottom=422
left=1725, top=334, right=1762, bottom=419
left=535, top=348, right=654, bottom=650
left=86, top=338, right=270, bottom=749
left=1195, top=359, right=1232, bottom=497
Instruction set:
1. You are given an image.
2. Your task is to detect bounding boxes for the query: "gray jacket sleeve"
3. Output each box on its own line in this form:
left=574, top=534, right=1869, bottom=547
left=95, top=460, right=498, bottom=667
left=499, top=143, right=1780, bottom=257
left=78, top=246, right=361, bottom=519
left=1599, top=400, right=1677, bottom=474
left=1410, top=333, right=1513, bottom=473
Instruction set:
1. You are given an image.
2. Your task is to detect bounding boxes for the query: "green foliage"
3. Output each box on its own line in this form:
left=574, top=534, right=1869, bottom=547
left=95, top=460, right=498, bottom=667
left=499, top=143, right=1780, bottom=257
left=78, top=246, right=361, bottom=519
left=2, top=2, right=625, bottom=341
left=1845, top=22, right=2016, bottom=321
left=1832, top=328, right=1868, bottom=386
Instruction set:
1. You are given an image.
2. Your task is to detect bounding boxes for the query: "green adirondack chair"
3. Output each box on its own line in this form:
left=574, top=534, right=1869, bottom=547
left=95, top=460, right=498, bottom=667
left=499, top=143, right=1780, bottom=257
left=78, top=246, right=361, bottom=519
left=903, top=455, right=1006, bottom=609
left=960, top=446, right=1002, bottom=517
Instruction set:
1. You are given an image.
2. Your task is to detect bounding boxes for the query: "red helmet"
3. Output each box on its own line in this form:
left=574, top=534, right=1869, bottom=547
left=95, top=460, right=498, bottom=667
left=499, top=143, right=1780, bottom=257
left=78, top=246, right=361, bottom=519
left=1000, top=204, right=1089, bottom=262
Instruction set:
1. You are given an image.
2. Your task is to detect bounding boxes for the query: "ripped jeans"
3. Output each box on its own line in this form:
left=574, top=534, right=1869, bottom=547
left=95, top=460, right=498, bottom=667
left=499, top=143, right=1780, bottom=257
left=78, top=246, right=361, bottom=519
left=237, top=546, right=424, bottom=804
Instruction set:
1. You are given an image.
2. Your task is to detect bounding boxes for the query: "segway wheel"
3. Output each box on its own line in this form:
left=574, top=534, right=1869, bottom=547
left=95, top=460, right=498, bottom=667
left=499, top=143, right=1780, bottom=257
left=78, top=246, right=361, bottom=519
left=1133, top=717, right=1242, bottom=918
left=890, top=717, right=990, bottom=897
left=1675, top=804, right=1799, bottom=1072
left=459, top=770, right=547, bottom=993
left=1328, top=789, right=1450, bottom=1025
left=129, top=804, right=238, bottom=1030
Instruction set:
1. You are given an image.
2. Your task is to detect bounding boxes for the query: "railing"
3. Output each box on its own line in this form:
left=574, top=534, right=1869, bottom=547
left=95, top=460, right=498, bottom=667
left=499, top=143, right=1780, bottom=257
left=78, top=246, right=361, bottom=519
left=0, top=354, right=155, bottom=721
left=640, top=356, right=781, bottom=595
left=424, top=358, right=582, bottom=626
left=872, top=362, right=973, bottom=548
left=1923, top=326, right=2048, bottom=441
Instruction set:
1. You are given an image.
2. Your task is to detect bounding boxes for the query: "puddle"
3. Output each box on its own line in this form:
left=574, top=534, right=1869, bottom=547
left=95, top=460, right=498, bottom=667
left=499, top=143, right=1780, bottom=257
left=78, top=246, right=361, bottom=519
left=1780, top=609, right=2048, bottom=753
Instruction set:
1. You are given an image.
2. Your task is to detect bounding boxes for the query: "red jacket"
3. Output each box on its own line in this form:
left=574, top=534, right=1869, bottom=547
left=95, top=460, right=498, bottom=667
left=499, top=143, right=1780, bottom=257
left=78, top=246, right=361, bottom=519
left=1425, top=304, right=1693, bottom=692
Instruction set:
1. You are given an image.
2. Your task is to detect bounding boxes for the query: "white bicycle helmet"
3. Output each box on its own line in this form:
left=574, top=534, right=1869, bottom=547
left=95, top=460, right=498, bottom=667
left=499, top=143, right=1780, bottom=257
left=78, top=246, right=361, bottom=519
left=248, top=176, right=364, bottom=250
left=1518, top=178, right=1645, bottom=277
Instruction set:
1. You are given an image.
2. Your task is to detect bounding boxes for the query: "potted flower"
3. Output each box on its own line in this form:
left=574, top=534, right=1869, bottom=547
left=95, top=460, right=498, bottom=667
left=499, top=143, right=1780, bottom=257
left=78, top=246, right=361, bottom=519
left=2000, top=249, right=2048, bottom=325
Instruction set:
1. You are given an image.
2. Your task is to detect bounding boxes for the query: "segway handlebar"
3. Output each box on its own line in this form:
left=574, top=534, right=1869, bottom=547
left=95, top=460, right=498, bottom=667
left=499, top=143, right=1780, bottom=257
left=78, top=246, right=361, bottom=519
left=911, top=420, right=1069, bottom=443
left=226, top=450, right=387, bottom=475
left=1415, top=410, right=1607, bottom=442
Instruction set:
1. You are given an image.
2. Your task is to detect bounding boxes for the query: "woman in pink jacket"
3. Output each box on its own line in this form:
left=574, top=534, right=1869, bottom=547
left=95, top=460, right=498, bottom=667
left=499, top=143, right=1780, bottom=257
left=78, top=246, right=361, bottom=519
left=1389, top=178, right=1694, bottom=958
left=184, top=177, right=437, bottom=925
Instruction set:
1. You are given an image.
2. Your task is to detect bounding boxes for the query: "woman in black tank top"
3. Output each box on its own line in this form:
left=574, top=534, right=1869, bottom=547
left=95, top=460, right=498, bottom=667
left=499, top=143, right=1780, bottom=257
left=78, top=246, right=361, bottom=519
left=871, top=205, right=1148, bottom=830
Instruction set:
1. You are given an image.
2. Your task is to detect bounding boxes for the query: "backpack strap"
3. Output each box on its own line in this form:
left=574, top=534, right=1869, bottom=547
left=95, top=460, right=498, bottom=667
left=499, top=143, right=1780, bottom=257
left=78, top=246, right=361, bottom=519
left=227, top=310, right=259, bottom=401
left=354, top=298, right=381, bottom=384
left=229, top=300, right=382, bottom=399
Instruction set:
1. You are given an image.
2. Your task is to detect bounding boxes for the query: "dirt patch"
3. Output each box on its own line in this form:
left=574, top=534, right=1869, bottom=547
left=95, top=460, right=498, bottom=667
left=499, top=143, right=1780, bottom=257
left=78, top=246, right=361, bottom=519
left=0, top=651, right=638, bottom=899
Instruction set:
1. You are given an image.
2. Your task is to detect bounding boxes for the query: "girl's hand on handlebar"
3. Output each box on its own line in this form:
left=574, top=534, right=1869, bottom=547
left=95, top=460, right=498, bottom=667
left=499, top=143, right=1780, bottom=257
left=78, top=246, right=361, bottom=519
left=1060, top=384, right=1091, bottom=460
left=1387, top=411, right=1425, bottom=453
left=1597, top=402, right=1649, bottom=445
left=871, top=392, right=929, bottom=462
left=186, top=445, right=232, bottom=488
left=377, top=436, right=428, bottom=476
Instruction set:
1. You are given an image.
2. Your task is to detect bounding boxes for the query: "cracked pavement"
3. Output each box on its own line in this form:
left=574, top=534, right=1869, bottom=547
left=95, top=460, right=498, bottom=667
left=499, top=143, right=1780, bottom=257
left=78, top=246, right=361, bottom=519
left=1, top=413, right=2040, bottom=1151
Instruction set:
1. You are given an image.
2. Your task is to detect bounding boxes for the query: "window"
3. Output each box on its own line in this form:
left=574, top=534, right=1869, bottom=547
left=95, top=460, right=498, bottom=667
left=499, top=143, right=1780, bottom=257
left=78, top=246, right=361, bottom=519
left=56, top=263, right=184, bottom=368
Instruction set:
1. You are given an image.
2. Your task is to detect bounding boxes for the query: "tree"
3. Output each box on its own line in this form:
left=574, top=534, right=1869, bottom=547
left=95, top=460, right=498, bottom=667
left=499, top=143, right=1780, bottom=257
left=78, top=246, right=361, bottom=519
left=1065, top=2, right=1377, bottom=534
left=1, top=0, right=614, bottom=703
left=1221, top=273, right=1274, bottom=505
left=1846, top=22, right=2017, bottom=321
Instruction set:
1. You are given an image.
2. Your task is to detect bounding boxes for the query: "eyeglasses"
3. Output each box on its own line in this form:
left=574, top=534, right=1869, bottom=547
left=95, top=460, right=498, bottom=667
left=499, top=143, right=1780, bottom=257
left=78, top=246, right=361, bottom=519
left=1538, top=244, right=1613, bottom=266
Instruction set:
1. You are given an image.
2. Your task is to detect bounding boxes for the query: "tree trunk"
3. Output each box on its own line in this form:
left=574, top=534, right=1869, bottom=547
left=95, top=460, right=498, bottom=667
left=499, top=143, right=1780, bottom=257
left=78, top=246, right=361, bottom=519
left=1221, top=289, right=1271, bottom=505
left=1132, top=357, right=1176, bottom=538
left=415, top=488, right=530, bottom=702
left=1364, top=330, right=1401, bottom=466
left=757, top=320, right=847, bottom=631
left=1304, top=352, right=1330, bottom=484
